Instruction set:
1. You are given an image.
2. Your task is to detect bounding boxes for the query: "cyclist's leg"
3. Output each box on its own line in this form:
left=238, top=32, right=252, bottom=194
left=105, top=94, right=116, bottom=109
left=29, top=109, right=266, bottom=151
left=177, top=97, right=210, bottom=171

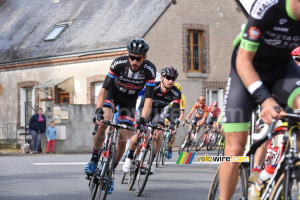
left=151, top=113, right=165, bottom=155
left=85, top=101, right=113, bottom=175
left=193, top=117, right=202, bottom=140
left=115, top=106, right=136, bottom=167
left=220, top=62, right=254, bottom=199
left=93, top=107, right=112, bottom=150
left=253, top=125, right=270, bottom=168
left=220, top=131, right=248, bottom=198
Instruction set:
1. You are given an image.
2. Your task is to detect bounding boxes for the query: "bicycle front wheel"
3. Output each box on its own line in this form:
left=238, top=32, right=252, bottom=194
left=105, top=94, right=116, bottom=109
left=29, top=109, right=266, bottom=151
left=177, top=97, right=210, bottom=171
left=178, top=134, right=188, bottom=154
left=207, top=165, right=248, bottom=200
left=207, top=131, right=219, bottom=151
left=128, top=153, right=139, bottom=190
left=97, top=144, right=116, bottom=200
left=269, top=173, right=298, bottom=200
left=196, top=132, right=206, bottom=152
left=156, top=137, right=164, bottom=168
left=88, top=170, right=100, bottom=200
left=135, top=140, right=154, bottom=196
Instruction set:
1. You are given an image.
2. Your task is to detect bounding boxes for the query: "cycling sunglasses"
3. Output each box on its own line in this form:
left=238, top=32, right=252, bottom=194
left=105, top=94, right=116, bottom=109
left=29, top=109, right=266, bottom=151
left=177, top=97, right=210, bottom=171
left=164, top=75, right=176, bottom=81
left=129, top=55, right=144, bottom=62
left=293, top=56, right=300, bottom=62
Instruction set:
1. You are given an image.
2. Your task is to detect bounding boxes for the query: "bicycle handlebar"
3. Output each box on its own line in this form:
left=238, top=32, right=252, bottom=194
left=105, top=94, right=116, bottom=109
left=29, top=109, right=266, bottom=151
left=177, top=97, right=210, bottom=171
left=252, top=112, right=300, bottom=140
left=102, top=120, right=137, bottom=131
left=145, top=123, right=164, bottom=131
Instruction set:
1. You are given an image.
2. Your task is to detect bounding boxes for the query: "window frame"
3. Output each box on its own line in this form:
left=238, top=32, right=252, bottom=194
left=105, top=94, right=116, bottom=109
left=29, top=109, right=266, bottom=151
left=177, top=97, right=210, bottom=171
left=187, top=30, right=205, bottom=72
left=44, top=23, right=69, bottom=41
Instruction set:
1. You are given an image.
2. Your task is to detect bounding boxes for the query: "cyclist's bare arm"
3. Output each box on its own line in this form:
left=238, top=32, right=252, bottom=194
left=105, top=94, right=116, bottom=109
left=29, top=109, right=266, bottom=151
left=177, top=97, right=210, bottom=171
left=236, top=48, right=260, bottom=88
left=179, top=110, right=184, bottom=121
left=237, top=48, right=282, bottom=124
left=140, top=98, right=152, bottom=119
left=96, top=88, right=108, bottom=109
left=186, top=105, right=196, bottom=120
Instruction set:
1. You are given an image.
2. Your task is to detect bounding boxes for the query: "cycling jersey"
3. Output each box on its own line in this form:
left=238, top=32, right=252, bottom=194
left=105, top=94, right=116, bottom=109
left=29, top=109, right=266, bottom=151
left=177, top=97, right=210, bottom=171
left=190, top=103, right=209, bottom=119
left=235, top=0, right=300, bottom=69
left=206, top=106, right=221, bottom=125
left=223, top=0, right=300, bottom=132
left=139, top=82, right=181, bottom=125
left=102, top=56, right=156, bottom=125
left=208, top=105, right=221, bottom=118
left=170, top=94, right=186, bottom=111
left=103, top=56, right=156, bottom=98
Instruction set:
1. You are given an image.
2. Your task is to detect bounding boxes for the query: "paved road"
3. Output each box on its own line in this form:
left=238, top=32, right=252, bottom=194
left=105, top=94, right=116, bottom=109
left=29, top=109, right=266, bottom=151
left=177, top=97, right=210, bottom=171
left=0, top=150, right=220, bottom=200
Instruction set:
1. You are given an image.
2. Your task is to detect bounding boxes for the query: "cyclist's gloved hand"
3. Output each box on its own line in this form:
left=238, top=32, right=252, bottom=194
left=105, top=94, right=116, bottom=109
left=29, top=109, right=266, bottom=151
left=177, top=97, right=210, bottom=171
left=93, top=108, right=104, bottom=123
left=169, top=124, right=176, bottom=131
left=136, top=117, right=147, bottom=133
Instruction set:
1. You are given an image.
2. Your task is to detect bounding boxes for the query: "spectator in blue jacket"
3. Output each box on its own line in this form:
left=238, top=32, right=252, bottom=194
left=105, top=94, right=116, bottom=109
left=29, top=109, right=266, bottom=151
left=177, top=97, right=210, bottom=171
left=46, top=121, right=57, bottom=154
left=29, top=108, right=46, bottom=154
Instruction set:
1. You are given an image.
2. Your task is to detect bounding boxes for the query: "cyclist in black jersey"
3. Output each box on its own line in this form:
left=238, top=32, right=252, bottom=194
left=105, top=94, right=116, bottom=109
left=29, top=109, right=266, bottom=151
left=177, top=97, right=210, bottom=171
left=85, top=38, right=156, bottom=194
left=123, top=66, right=181, bottom=174
left=220, top=0, right=300, bottom=199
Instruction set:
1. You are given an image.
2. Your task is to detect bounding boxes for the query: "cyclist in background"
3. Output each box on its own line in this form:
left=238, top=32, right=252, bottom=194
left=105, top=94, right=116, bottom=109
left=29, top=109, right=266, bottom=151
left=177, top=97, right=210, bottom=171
left=206, top=101, right=221, bottom=131
left=164, top=82, right=186, bottom=159
left=181, top=96, right=208, bottom=148
left=123, top=66, right=181, bottom=174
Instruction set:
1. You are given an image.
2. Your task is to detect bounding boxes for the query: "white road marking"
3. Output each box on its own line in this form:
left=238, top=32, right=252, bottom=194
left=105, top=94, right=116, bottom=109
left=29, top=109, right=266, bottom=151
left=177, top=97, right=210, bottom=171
left=31, top=161, right=221, bottom=165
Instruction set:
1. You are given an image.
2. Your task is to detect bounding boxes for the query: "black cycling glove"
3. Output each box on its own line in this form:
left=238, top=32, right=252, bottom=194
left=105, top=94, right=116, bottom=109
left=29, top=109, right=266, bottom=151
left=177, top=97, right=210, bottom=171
left=136, top=117, right=146, bottom=132
left=93, top=108, right=104, bottom=123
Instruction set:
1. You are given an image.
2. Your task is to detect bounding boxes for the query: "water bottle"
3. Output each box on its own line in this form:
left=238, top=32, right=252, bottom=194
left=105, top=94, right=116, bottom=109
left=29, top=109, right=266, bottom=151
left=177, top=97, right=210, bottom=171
left=248, top=165, right=275, bottom=199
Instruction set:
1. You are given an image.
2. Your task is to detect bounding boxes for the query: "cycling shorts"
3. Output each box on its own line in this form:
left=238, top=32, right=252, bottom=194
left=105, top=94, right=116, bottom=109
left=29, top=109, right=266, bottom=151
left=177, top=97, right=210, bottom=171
left=103, top=87, right=136, bottom=126
left=192, top=116, right=203, bottom=125
left=149, top=113, right=165, bottom=127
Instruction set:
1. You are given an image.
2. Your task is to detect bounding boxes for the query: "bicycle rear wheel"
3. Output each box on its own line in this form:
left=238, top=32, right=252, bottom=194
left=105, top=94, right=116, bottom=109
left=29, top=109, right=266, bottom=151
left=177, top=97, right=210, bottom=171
left=135, top=140, right=154, bottom=196
left=207, top=165, right=248, bottom=200
left=196, top=132, right=207, bottom=151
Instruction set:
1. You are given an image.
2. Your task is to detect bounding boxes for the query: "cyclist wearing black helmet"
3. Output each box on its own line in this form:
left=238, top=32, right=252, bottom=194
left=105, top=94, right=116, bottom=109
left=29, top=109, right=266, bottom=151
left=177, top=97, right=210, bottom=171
left=123, top=66, right=181, bottom=174
left=85, top=38, right=156, bottom=194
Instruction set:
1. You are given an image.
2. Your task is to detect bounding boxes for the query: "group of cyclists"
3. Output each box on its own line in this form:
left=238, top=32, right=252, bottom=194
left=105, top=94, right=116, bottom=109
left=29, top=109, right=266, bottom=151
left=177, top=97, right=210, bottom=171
left=84, top=0, right=300, bottom=198
left=84, top=37, right=222, bottom=195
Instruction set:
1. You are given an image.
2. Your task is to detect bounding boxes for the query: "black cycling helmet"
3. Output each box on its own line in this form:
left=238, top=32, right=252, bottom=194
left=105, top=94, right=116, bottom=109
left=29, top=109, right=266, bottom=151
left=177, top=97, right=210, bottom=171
left=127, top=38, right=149, bottom=55
left=161, top=66, right=178, bottom=78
